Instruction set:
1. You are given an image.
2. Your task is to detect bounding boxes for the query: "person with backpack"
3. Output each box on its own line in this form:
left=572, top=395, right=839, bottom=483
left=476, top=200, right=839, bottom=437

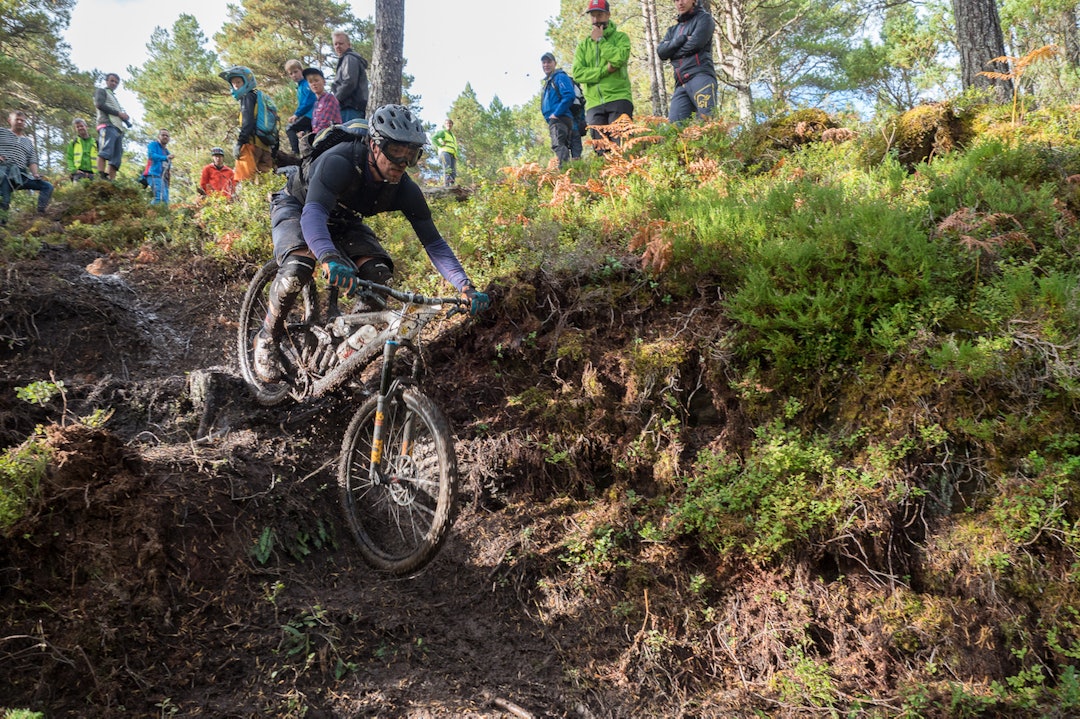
left=252, top=104, right=490, bottom=384
left=93, top=73, right=131, bottom=181
left=657, top=0, right=718, bottom=122
left=540, top=52, right=579, bottom=167
left=572, top=0, right=634, bottom=154
left=219, top=66, right=278, bottom=183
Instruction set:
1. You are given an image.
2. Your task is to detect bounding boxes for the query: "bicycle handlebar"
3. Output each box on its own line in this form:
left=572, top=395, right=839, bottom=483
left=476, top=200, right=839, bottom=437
left=353, top=278, right=469, bottom=308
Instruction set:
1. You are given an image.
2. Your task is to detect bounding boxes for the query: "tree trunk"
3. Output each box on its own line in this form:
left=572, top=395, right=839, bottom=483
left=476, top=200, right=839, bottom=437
left=714, top=0, right=753, bottom=123
left=951, top=0, right=1013, bottom=101
left=370, top=0, right=405, bottom=110
left=1062, top=7, right=1080, bottom=69
left=640, top=0, right=669, bottom=116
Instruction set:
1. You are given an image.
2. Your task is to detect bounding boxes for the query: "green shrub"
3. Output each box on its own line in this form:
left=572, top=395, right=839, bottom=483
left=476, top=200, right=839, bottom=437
left=0, top=436, right=51, bottom=534
left=725, top=178, right=959, bottom=373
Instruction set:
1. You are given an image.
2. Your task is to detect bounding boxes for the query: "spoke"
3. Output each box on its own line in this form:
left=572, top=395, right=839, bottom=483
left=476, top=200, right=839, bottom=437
left=391, top=472, right=440, bottom=490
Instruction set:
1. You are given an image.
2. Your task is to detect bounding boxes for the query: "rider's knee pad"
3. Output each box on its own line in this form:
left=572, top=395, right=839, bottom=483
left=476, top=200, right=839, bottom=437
left=355, top=258, right=392, bottom=285
left=275, top=254, right=316, bottom=293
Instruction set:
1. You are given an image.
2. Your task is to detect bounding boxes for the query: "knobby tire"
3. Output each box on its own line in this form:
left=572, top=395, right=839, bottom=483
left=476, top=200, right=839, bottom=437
left=338, top=388, right=458, bottom=574
left=237, top=259, right=316, bottom=406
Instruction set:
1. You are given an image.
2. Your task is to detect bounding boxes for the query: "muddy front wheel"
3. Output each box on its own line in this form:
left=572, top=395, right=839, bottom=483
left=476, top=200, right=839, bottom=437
left=338, top=388, right=459, bottom=574
left=237, top=259, right=316, bottom=406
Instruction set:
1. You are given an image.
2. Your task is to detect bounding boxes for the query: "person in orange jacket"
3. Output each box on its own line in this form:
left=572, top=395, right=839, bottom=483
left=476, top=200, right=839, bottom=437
left=199, top=147, right=235, bottom=198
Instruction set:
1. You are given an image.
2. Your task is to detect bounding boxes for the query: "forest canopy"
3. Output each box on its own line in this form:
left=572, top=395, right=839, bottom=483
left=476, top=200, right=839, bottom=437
left=2, top=0, right=1074, bottom=186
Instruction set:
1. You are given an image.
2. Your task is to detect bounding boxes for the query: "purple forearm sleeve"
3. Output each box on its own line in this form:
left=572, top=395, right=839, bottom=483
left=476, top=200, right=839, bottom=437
left=300, top=201, right=337, bottom=260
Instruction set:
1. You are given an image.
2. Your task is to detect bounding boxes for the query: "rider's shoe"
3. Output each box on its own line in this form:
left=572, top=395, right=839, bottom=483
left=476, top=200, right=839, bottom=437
left=253, top=329, right=283, bottom=383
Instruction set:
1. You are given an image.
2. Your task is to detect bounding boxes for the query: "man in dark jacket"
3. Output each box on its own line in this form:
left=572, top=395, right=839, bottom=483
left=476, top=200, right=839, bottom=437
left=657, top=0, right=718, bottom=123
left=331, top=31, right=370, bottom=122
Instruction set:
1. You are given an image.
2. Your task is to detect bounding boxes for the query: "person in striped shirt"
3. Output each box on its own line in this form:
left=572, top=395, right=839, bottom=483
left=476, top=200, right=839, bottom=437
left=0, top=110, right=53, bottom=223
left=305, top=68, right=341, bottom=136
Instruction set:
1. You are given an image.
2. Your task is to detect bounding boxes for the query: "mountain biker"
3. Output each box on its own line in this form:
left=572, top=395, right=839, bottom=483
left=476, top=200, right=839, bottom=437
left=253, top=103, right=491, bottom=384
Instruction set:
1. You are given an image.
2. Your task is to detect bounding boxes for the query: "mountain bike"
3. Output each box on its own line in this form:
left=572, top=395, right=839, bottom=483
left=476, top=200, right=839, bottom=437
left=237, top=259, right=469, bottom=574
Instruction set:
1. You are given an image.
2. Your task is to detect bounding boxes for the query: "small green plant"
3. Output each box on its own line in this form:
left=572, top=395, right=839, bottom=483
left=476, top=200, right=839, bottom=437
left=0, top=436, right=52, bottom=533
left=560, top=524, right=629, bottom=575
left=15, top=379, right=64, bottom=407
left=252, top=526, right=276, bottom=564
left=155, top=697, right=180, bottom=718
left=277, top=605, right=357, bottom=680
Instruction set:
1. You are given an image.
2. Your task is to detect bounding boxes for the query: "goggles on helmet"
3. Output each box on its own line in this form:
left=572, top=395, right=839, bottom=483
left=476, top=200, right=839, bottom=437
left=380, top=141, right=423, bottom=167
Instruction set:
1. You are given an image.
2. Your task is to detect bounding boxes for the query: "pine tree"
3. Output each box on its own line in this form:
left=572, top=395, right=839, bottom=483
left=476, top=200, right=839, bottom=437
left=214, top=0, right=371, bottom=98
left=952, top=0, right=1013, bottom=100
left=127, top=16, right=222, bottom=131
left=370, top=0, right=406, bottom=110
left=1, top=0, right=96, bottom=170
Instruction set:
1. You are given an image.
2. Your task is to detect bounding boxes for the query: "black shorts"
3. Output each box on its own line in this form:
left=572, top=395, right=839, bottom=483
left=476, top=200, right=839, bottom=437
left=269, top=191, right=393, bottom=271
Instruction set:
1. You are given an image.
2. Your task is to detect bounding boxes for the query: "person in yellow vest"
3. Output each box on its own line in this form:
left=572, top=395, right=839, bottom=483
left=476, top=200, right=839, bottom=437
left=66, top=118, right=97, bottom=182
left=430, top=118, right=457, bottom=187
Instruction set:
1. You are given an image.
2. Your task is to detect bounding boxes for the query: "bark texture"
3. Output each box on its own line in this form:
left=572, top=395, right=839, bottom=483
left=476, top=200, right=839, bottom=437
left=951, top=0, right=1013, bottom=101
left=370, top=0, right=406, bottom=110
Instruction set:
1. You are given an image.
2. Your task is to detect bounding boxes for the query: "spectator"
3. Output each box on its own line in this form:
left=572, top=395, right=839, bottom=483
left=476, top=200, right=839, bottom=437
left=430, top=119, right=457, bottom=187
left=94, top=73, right=130, bottom=181
left=572, top=0, right=634, bottom=154
left=66, top=117, right=97, bottom=182
left=219, top=66, right=274, bottom=183
left=330, top=31, right=370, bottom=122
left=570, top=117, right=584, bottom=160
left=305, top=68, right=342, bottom=136
left=199, top=147, right=235, bottom=198
left=284, top=59, right=315, bottom=155
left=0, top=110, right=53, bottom=223
left=657, top=0, right=717, bottom=122
left=540, top=52, right=575, bottom=167
left=146, top=129, right=174, bottom=206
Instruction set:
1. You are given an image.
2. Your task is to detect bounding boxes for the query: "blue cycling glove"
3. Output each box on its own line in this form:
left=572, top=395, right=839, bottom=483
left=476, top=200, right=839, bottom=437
left=321, top=255, right=358, bottom=296
left=462, top=286, right=491, bottom=316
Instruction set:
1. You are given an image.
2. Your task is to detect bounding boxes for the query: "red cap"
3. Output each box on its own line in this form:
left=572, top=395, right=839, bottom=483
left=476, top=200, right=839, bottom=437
left=584, top=0, right=610, bottom=13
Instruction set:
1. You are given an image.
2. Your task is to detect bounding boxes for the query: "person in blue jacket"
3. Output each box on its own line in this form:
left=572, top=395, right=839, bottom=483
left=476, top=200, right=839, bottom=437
left=146, top=129, right=174, bottom=206
left=657, top=0, right=718, bottom=122
left=284, top=59, right=315, bottom=155
left=540, top=52, right=576, bottom=167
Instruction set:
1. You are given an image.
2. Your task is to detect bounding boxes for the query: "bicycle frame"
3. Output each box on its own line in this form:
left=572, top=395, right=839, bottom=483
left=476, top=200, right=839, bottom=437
left=304, top=300, right=447, bottom=398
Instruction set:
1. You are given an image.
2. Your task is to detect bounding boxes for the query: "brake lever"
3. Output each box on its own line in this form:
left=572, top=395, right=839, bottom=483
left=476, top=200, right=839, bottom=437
left=446, top=299, right=472, bottom=318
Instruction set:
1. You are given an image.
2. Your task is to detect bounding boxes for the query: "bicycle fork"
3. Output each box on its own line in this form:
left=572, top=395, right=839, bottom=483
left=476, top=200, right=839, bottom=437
left=368, top=340, right=419, bottom=485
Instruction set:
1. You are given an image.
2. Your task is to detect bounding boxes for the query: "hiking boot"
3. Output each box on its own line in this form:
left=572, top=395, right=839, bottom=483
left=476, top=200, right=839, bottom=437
left=253, top=329, right=283, bottom=383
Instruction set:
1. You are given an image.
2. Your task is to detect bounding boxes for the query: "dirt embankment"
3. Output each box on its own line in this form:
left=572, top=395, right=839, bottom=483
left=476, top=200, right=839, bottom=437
left=1, top=247, right=742, bottom=718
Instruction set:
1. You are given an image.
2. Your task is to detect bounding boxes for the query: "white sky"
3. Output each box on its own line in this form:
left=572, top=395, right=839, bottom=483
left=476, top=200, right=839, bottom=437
left=65, top=0, right=563, bottom=126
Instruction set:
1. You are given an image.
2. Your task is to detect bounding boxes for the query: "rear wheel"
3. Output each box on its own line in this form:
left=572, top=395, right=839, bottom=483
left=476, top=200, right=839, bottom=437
left=338, top=388, right=458, bottom=574
left=237, top=259, right=317, bottom=406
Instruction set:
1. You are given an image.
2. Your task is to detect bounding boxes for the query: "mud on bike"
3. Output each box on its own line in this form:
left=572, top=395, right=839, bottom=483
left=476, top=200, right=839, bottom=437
left=237, top=259, right=470, bottom=575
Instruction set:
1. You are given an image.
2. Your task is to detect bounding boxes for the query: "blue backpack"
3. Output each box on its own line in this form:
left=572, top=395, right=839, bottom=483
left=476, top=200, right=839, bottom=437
left=254, top=90, right=280, bottom=148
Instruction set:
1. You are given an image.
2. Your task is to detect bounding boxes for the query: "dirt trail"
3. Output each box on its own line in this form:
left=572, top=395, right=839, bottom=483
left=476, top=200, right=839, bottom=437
left=0, top=247, right=607, bottom=718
